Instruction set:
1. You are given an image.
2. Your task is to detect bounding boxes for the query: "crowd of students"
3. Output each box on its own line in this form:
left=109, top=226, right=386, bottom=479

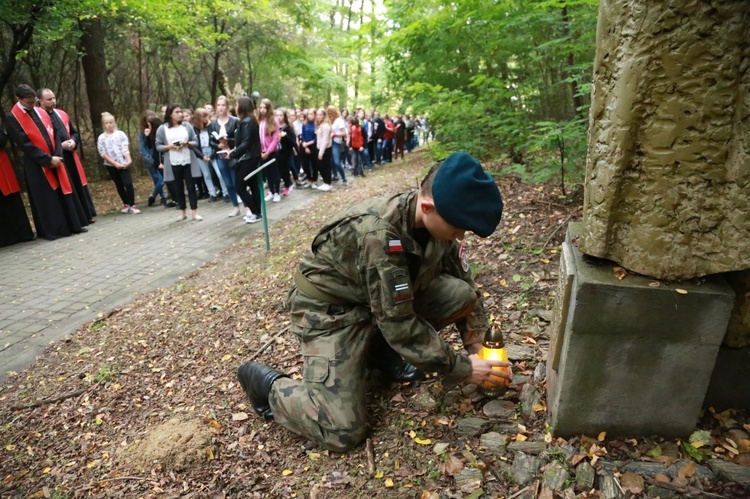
left=0, top=84, right=429, bottom=248
left=130, top=98, right=430, bottom=224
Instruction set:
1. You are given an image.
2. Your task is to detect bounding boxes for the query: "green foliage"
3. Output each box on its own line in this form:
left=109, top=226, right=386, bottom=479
left=385, top=0, right=598, bottom=186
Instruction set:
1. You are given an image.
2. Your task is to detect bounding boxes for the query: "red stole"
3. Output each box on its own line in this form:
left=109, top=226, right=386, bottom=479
left=0, top=149, right=20, bottom=196
left=53, top=109, right=88, bottom=186
left=11, top=103, right=72, bottom=194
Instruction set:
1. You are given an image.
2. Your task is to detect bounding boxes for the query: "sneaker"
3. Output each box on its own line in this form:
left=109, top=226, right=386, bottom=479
left=147, top=196, right=155, bottom=207
left=289, top=184, right=295, bottom=192
left=264, top=192, right=273, bottom=201
left=129, top=205, right=141, bottom=214
left=318, top=183, right=332, bottom=192
left=120, top=205, right=130, bottom=213
left=245, top=214, right=262, bottom=224
left=282, top=188, right=290, bottom=196
left=331, top=177, right=339, bottom=183
left=193, top=214, right=203, bottom=221
left=228, top=207, right=240, bottom=217
left=296, top=181, right=308, bottom=188
left=273, top=193, right=281, bottom=203
left=342, top=180, right=348, bottom=186
left=160, top=197, right=167, bottom=206
left=208, top=196, right=218, bottom=203
left=166, top=201, right=177, bottom=208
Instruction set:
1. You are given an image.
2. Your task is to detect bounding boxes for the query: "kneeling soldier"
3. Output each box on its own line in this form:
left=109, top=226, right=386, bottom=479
left=238, top=151, right=510, bottom=452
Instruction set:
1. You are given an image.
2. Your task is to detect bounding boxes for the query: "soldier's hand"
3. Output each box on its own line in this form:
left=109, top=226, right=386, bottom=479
left=467, top=354, right=511, bottom=388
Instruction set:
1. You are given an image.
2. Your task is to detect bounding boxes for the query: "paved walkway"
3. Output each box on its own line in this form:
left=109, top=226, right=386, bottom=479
left=0, top=187, right=321, bottom=383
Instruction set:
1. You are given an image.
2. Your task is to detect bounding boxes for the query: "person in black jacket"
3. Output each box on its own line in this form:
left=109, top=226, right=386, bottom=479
left=372, top=111, right=385, bottom=165
left=209, top=96, right=241, bottom=216
left=222, top=96, right=262, bottom=224
left=276, top=108, right=298, bottom=197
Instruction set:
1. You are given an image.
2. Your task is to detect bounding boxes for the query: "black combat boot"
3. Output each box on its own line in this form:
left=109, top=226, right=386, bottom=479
left=237, top=362, right=288, bottom=421
left=368, top=331, right=425, bottom=383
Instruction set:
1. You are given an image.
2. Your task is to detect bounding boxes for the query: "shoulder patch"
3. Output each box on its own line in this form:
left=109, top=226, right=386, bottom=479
left=387, top=239, right=403, bottom=253
left=459, top=243, right=470, bottom=272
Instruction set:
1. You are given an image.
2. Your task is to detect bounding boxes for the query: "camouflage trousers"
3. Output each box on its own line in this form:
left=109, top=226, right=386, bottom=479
left=269, top=274, right=481, bottom=452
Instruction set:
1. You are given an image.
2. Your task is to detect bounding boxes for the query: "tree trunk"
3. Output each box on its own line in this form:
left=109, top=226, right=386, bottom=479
left=80, top=17, right=114, bottom=139
left=0, top=24, right=34, bottom=106
left=561, top=6, right=583, bottom=118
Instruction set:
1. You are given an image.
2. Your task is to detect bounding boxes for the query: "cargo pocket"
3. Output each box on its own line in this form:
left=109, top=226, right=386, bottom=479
left=303, top=355, right=329, bottom=383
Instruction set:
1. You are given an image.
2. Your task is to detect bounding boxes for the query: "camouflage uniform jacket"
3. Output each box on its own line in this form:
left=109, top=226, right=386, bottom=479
left=292, top=190, right=490, bottom=386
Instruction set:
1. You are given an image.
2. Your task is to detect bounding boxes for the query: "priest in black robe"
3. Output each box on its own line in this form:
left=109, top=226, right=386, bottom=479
left=38, top=88, right=97, bottom=224
left=5, top=84, right=86, bottom=240
left=0, top=123, right=34, bottom=247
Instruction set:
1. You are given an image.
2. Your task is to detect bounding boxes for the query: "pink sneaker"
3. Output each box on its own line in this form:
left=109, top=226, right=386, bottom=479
left=283, top=188, right=290, bottom=196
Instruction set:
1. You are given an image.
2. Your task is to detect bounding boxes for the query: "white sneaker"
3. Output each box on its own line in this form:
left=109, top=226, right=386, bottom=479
left=318, top=184, right=332, bottom=192
left=272, top=193, right=281, bottom=203
left=129, top=205, right=141, bottom=214
left=289, top=184, right=295, bottom=192
left=120, top=205, right=130, bottom=213
left=264, top=192, right=273, bottom=201
left=245, top=214, right=262, bottom=224
left=228, top=208, right=240, bottom=217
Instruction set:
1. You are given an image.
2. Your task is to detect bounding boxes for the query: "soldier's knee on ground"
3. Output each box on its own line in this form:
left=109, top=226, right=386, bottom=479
left=319, top=426, right=367, bottom=453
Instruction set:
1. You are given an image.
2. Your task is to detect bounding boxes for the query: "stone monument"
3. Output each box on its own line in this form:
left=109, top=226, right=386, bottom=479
left=547, top=0, right=749, bottom=437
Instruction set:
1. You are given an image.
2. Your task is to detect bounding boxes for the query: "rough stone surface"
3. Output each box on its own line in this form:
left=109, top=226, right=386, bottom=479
left=455, top=417, right=491, bottom=437
left=510, top=452, right=542, bottom=486
left=506, top=344, right=536, bottom=361
left=454, top=467, right=483, bottom=493
left=547, top=225, right=734, bottom=437
left=621, top=461, right=669, bottom=478
left=665, top=460, right=716, bottom=481
left=519, top=383, right=543, bottom=416
left=479, top=432, right=508, bottom=454
left=725, top=270, right=750, bottom=347
left=708, top=459, right=750, bottom=484
left=580, top=0, right=750, bottom=280
left=483, top=399, right=516, bottom=419
left=411, top=391, right=437, bottom=411
left=575, top=462, right=595, bottom=489
left=507, top=441, right=548, bottom=455
left=598, top=471, right=623, bottom=499
left=542, top=461, right=569, bottom=491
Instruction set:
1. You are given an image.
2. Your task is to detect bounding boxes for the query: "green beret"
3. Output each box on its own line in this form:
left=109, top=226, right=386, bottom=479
left=432, top=152, right=503, bottom=237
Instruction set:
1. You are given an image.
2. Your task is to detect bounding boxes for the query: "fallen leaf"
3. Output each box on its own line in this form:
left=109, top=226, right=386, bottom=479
left=232, top=412, right=249, bottom=421
left=675, top=289, right=688, bottom=294
left=597, top=431, right=607, bottom=442
left=374, top=471, right=384, bottom=479
left=282, top=469, right=293, bottom=476
left=620, top=472, right=644, bottom=490
left=654, top=473, right=670, bottom=483
left=414, top=437, right=432, bottom=445
left=385, top=478, right=394, bottom=487
left=678, top=461, right=696, bottom=479
left=648, top=282, right=661, bottom=287
left=515, top=434, right=527, bottom=442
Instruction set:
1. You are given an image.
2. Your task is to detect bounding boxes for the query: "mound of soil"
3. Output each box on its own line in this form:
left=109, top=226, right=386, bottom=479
left=125, top=417, right=216, bottom=472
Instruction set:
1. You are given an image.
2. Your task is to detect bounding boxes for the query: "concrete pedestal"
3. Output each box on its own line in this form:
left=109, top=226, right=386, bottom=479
left=547, top=223, right=735, bottom=437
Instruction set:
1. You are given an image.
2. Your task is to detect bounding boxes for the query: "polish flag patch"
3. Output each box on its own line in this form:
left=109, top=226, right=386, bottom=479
left=388, top=239, right=403, bottom=253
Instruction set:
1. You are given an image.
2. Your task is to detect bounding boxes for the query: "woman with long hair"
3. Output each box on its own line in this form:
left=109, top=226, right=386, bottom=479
left=190, top=108, right=219, bottom=202
left=327, top=105, right=348, bottom=186
left=155, top=104, right=203, bottom=221
left=258, top=98, right=281, bottom=203
left=315, top=107, right=333, bottom=192
left=223, top=96, right=263, bottom=223
left=276, top=107, right=298, bottom=196
left=209, top=95, right=240, bottom=216
left=300, top=108, right=318, bottom=187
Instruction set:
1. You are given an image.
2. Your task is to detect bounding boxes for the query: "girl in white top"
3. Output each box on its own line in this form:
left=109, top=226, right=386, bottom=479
left=97, top=112, right=140, bottom=214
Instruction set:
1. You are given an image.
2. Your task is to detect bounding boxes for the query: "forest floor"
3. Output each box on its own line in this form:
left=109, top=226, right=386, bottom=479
left=1, top=149, right=748, bottom=498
